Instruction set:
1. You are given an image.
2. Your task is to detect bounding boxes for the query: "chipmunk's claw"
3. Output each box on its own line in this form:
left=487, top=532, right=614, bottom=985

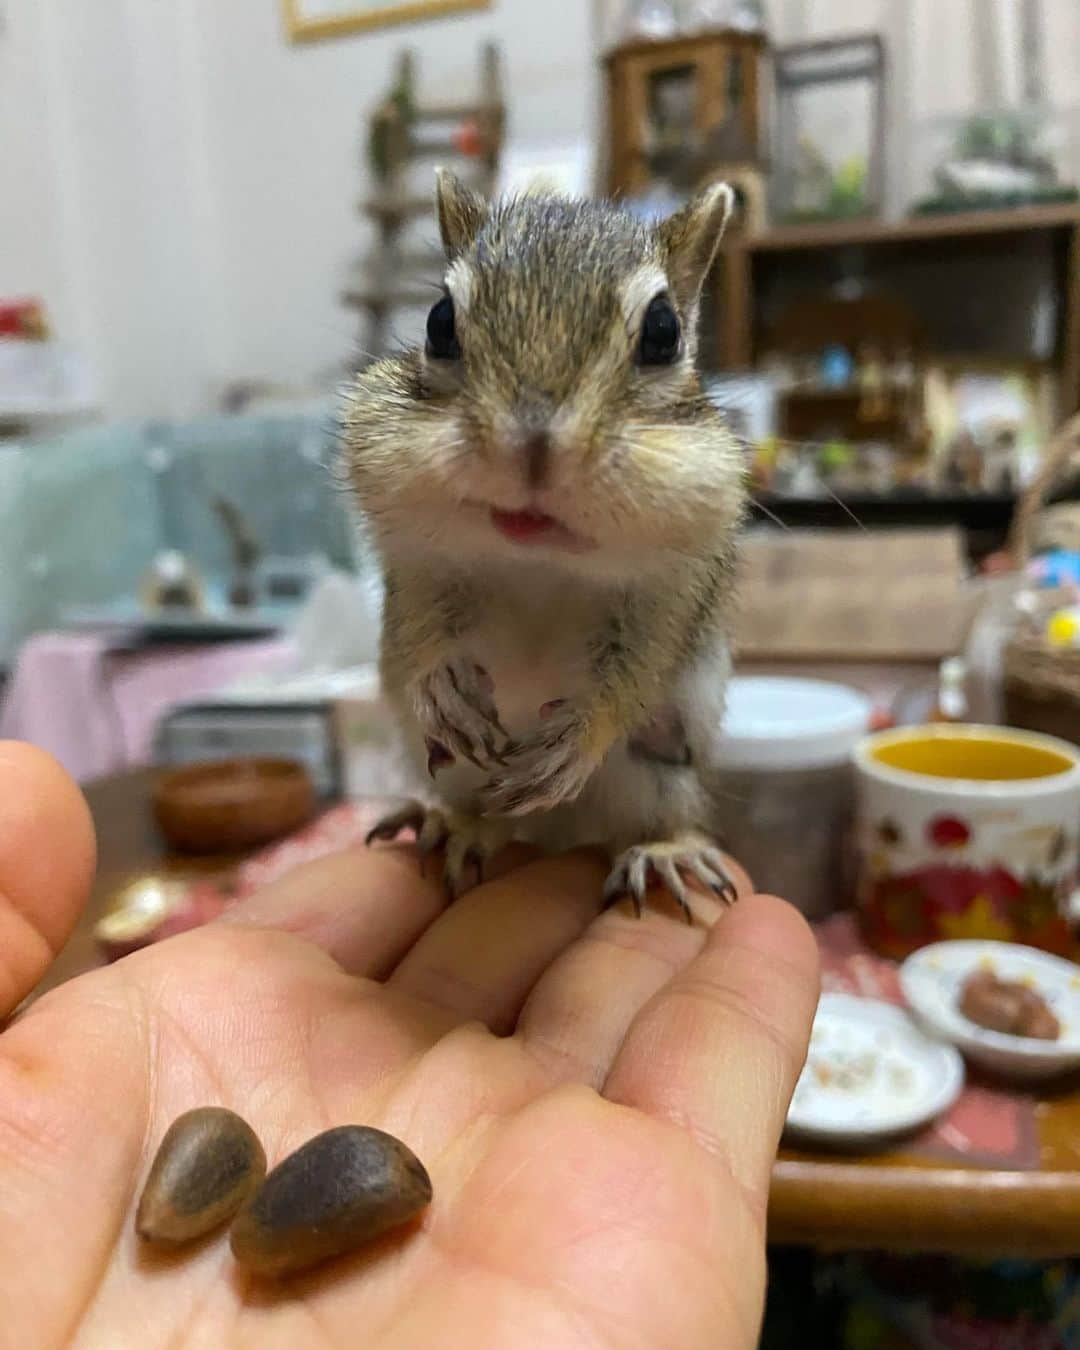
left=602, top=850, right=648, bottom=919
left=366, top=800, right=510, bottom=898
left=480, top=704, right=595, bottom=816
left=416, top=659, right=510, bottom=772
left=604, top=846, right=693, bottom=921
left=691, top=845, right=740, bottom=905
left=364, top=801, right=427, bottom=848
left=426, top=738, right=455, bottom=777
left=603, top=835, right=738, bottom=924
left=416, top=808, right=450, bottom=860
left=443, top=815, right=512, bottom=896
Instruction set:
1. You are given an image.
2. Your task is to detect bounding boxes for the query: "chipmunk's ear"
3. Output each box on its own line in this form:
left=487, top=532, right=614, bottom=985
left=658, top=181, right=734, bottom=308
left=435, top=168, right=488, bottom=258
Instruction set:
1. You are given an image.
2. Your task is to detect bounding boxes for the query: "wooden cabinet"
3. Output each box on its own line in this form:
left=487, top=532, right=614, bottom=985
left=604, top=31, right=766, bottom=198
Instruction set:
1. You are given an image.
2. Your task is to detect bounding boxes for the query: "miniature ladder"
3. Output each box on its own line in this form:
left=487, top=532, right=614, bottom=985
left=344, top=43, right=505, bottom=363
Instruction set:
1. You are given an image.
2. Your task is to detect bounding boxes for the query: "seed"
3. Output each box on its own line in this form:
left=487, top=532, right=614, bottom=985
left=136, top=1107, right=266, bottom=1247
left=230, top=1125, right=433, bottom=1278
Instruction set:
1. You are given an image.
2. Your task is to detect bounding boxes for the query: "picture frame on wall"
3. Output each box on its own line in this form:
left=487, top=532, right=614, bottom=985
left=282, top=0, right=490, bottom=44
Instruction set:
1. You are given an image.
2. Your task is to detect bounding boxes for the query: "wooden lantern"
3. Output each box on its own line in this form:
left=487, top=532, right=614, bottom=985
left=604, top=30, right=767, bottom=199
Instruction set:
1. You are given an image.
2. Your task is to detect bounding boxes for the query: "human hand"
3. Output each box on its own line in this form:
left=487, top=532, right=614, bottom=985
left=0, top=742, right=818, bottom=1349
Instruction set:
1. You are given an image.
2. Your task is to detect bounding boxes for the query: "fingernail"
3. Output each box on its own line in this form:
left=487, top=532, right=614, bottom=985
left=426, top=738, right=454, bottom=777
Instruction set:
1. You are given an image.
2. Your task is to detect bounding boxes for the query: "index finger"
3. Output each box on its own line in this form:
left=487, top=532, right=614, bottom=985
left=602, top=893, right=819, bottom=1208
left=219, top=839, right=537, bottom=978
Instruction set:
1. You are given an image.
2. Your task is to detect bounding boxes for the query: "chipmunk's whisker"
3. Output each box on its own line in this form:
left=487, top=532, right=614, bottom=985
left=748, top=497, right=790, bottom=531
left=822, top=485, right=867, bottom=531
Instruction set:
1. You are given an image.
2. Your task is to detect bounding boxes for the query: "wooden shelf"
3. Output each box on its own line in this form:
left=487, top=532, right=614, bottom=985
left=410, top=137, right=471, bottom=158
left=342, top=285, right=437, bottom=311
left=360, top=195, right=433, bottom=222
left=750, top=490, right=1017, bottom=562
left=756, top=489, right=1016, bottom=509
left=418, top=102, right=492, bottom=122
left=353, top=43, right=502, bottom=361
left=391, top=248, right=444, bottom=269
left=602, top=29, right=766, bottom=64
left=0, top=396, right=99, bottom=425
left=713, top=203, right=1080, bottom=417
left=781, top=385, right=906, bottom=402
left=735, top=203, right=1080, bottom=255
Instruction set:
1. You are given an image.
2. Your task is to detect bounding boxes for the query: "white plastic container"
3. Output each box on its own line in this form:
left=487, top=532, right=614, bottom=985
left=709, top=676, right=872, bottom=918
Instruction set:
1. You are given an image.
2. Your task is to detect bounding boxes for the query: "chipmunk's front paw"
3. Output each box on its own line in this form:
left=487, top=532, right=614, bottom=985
left=366, top=799, right=511, bottom=898
left=603, top=832, right=738, bottom=924
left=480, top=704, right=597, bottom=816
left=415, top=658, right=509, bottom=773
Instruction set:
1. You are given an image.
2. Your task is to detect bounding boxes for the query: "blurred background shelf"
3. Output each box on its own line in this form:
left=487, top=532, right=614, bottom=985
left=0, top=398, right=101, bottom=435
left=750, top=490, right=1018, bottom=562
left=741, top=201, right=1080, bottom=252
left=715, top=206, right=1080, bottom=421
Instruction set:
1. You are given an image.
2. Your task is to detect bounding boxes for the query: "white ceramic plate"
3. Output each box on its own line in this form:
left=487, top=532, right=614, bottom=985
left=784, top=993, right=964, bottom=1146
left=900, top=941, right=1080, bottom=1081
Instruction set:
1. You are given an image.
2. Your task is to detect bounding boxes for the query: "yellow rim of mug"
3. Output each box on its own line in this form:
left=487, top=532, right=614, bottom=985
left=855, top=723, right=1080, bottom=799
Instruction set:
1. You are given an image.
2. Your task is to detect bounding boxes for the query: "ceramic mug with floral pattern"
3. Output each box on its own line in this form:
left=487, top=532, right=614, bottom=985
left=854, top=725, right=1080, bottom=960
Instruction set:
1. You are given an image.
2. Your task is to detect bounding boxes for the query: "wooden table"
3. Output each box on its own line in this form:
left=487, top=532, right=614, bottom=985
left=35, top=770, right=225, bottom=994
left=41, top=770, right=1080, bottom=1258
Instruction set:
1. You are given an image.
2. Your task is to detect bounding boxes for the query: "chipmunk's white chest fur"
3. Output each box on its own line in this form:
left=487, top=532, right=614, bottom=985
left=392, top=560, right=730, bottom=854
left=466, top=569, right=607, bottom=736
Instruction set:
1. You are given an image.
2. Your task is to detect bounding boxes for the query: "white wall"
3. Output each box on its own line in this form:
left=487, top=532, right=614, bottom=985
left=192, top=0, right=595, bottom=399
left=1, top=1, right=229, bottom=418
left=4, top=0, right=1080, bottom=420
left=0, top=0, right=595, bottom=420
left=772, top=0, right=1080, bottom=212
left=0, top=4, right=79, bottom=350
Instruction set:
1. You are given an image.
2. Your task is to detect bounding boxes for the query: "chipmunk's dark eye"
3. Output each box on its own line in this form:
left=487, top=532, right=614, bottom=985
left=638, top=296, right=680, bottom=366
left=426, top=295, right=461, bottom=361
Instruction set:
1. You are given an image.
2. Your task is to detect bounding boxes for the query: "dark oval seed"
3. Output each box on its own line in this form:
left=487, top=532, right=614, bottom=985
left=230, top=1125, right=433, bottom=1278
left=136, top=1107, right=266, bottom=1247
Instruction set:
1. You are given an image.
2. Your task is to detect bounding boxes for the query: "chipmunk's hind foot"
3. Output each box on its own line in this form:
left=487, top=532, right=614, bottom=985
left=602, top=832, right=738, bottom=924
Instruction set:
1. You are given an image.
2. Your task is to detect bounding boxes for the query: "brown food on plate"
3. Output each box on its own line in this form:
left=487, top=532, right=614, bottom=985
left=957, top=969, right=1061, bottom=1041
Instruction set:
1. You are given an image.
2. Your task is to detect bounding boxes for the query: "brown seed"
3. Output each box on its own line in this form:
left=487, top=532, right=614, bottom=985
left=136, top=1107, right=266, bottom=1247
left=230, top=1125, right=433, bottom=1278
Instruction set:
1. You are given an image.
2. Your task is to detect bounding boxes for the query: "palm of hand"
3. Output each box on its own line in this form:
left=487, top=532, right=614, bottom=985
left=0, top=746, right=818, bottom=1350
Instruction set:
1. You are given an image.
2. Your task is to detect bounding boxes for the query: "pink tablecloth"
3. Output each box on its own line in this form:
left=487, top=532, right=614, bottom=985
left=0, top=631, right=295, bottom=782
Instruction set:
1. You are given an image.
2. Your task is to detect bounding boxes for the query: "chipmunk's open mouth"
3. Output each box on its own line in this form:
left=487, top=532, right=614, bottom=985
left=489, top=507, right=593, bottom=552
left=491, top=507, right=558, bottom=541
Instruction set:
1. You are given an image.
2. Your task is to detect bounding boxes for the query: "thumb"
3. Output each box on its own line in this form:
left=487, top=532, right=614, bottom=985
left=0, top=742, right=96, bottom=1015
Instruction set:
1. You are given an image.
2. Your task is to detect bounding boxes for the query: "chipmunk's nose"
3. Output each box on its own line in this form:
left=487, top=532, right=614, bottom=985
left=514, top=393, right=555, bottom=488
left=522, top=433, right=551, bottom=489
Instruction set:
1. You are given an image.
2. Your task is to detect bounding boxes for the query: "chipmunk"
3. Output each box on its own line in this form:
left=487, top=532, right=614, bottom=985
left=345, top=170, right=745, bottom=920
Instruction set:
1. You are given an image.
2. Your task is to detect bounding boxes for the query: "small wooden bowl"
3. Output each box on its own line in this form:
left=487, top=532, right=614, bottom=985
left=152, top=758, right=316, bottom=854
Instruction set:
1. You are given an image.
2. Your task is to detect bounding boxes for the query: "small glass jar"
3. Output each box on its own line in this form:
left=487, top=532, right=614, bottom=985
left=682, top=0, right=730, bottom=31
left=707, top=676, right=871, bottom=918
left=621, top=0, right=680, bottom=41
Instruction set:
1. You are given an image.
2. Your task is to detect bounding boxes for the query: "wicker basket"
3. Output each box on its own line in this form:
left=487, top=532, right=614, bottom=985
left=1003, top=412, right=1080, bottom=742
